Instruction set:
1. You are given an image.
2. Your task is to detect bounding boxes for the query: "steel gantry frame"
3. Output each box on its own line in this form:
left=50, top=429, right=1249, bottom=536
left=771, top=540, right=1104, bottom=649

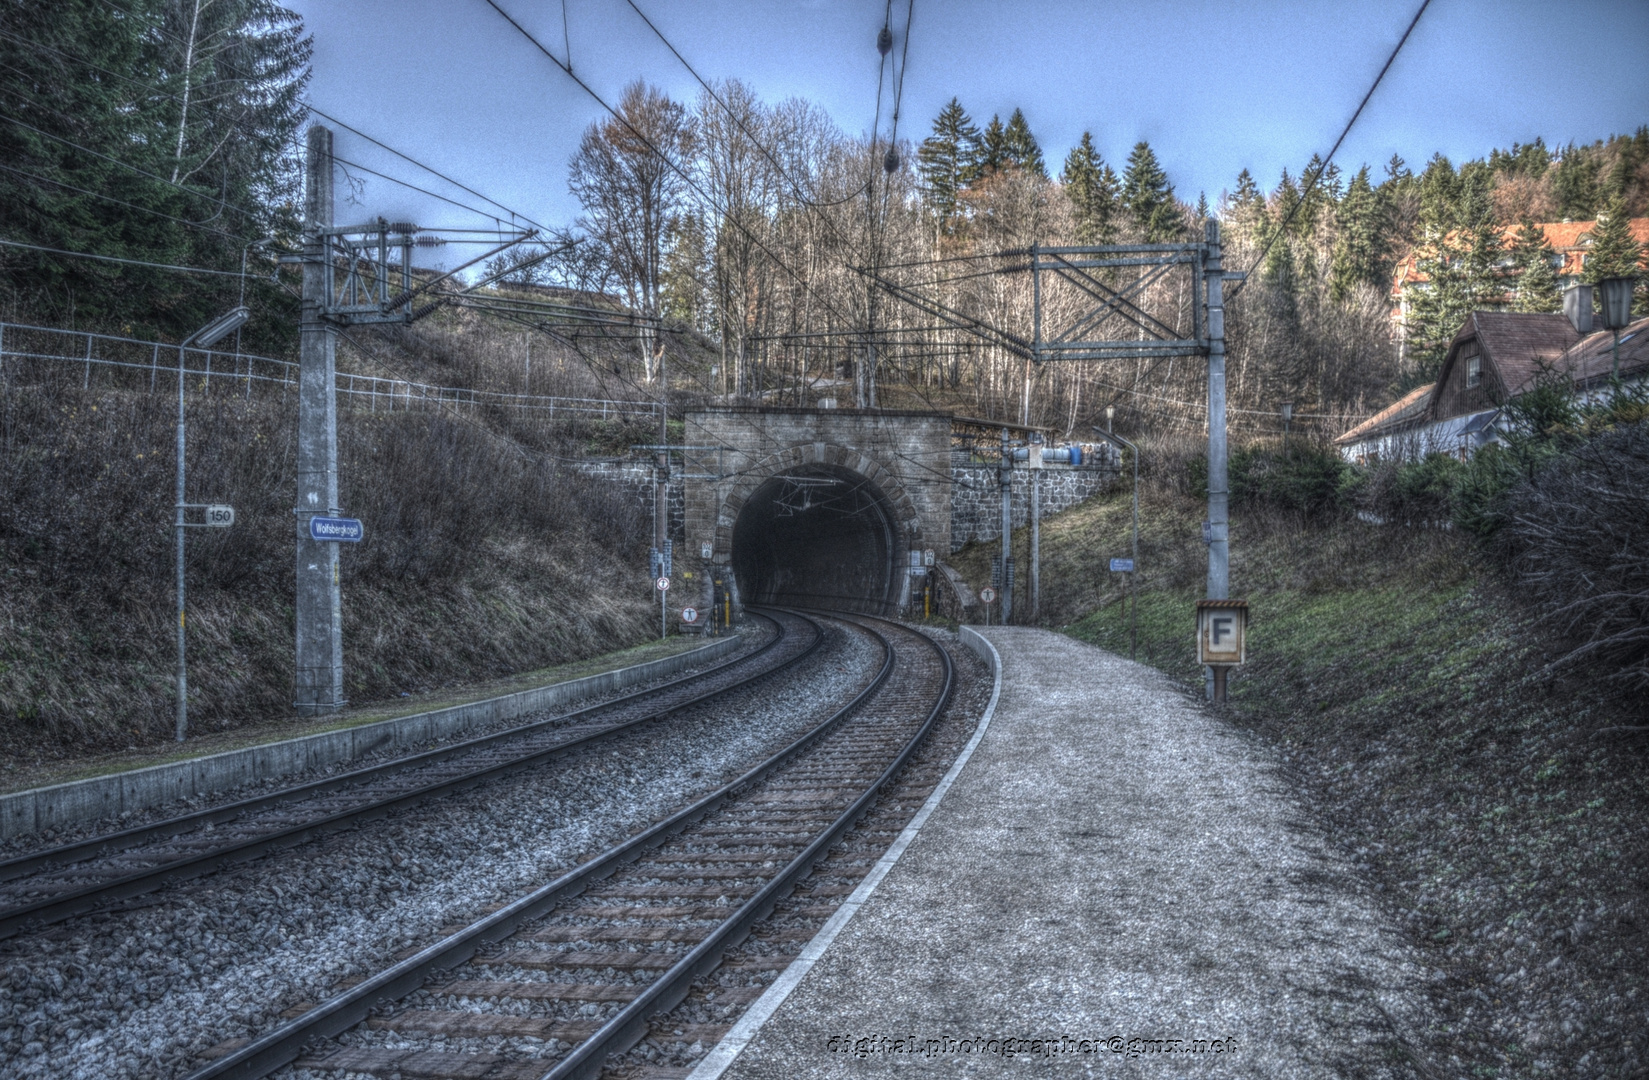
left=864, top=223, right=1240, bottom=696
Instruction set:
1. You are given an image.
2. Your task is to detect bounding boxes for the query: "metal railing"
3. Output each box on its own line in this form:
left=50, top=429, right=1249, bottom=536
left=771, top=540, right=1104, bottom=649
left=0, top=320, right=662, bottom=424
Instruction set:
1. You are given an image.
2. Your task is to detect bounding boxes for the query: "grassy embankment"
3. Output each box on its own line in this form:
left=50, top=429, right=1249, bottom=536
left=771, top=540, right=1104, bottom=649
left=0, top=308, right=717, bottom=764
left=949, top=481, right=1648, bottom=1075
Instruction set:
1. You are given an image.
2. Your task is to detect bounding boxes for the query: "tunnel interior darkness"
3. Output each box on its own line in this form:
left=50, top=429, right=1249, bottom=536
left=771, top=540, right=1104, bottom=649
left=730, top=465, right=901, bottom=613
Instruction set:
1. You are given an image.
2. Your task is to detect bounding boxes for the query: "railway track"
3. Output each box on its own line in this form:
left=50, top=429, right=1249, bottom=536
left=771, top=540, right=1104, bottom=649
left=0, top=609, right=828, bottom=940
left=185, top=612, right=955, bottom=1080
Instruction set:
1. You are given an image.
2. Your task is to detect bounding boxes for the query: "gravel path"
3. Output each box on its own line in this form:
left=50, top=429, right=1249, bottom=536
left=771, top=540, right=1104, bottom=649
left=714, top=627, right=1434, bottom=1079
left=0, top=619, right=870, bottom=1080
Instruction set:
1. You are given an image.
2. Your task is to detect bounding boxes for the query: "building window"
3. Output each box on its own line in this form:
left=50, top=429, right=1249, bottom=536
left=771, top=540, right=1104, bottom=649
left=1466, top=355, right=1482, bottom=388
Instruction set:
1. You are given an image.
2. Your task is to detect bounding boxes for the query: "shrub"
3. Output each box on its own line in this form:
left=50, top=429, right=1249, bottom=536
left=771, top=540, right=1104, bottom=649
left=1499, top=420, right=1649, bottom=691
left=1229, top=442, right=1352, bottom=518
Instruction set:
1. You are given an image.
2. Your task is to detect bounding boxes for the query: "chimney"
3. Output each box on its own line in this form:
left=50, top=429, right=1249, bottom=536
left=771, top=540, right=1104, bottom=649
left=1563, top=283, right=1593, bottom=335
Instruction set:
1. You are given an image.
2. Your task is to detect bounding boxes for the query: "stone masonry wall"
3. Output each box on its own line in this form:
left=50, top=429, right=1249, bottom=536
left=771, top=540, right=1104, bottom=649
left=574, top=460, right=685, bottom=548
left=681, top=408, right=954, bottom=563
left=949, top=455, right=1118, bottom=551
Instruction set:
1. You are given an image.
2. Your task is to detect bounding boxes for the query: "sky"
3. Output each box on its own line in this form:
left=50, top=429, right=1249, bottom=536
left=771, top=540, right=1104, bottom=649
left=288, top=0, right=1649, bottom=261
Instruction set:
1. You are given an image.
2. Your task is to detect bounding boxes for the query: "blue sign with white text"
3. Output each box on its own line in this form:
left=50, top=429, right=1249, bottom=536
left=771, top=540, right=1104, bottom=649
left=1110, top=558, right=1135, bottom=573
left=309, top=516, right=364, bottom=543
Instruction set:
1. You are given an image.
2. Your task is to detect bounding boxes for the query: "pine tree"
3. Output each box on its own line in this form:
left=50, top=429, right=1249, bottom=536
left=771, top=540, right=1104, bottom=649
left=1417, top=153, right=1459, bottom=226
left=1195, top=191, right=1210, bottom=221
left=1582, top=195, right=1646, bottom=282
left=1510, top=219, right=1561, bottom=313
left=1457, top=168, right=1502, bottom=305
left=917, top=98, right=982, bottom=224
left=1296, top=153, right=1339, bottom=231
left=0, top=0, right=309, bottom=339
left=980, top=115, right=1007, bottom=174
left=1120, top=141, right=1179, bottom=241
left=1060, top=133, right=1117, bottom=244
left=1226, top=168, right=1265, bottom=236
left=1000, top=108, right=1046, bottom=178
left=1329, top=166, right=1384, bottom=302
left=1553, top=142, right=1601, bottom=220
left=1405, top=223, right=1474, bottom=374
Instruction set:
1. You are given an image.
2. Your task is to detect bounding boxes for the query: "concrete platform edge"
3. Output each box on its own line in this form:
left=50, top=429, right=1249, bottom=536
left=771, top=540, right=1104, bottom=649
left=1, top=634, right=743, bottom=841
left=686, top=626, right=1003, bottom=1080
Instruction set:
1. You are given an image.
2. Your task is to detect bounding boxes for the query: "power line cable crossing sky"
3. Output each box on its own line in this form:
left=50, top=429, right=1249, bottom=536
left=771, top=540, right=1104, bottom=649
left=289, top=0, right=1648, bottom=237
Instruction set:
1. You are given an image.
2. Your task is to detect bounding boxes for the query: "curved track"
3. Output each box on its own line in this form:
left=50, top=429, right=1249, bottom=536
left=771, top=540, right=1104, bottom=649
left=184, top=612, right=955, bottom=1080
left=0, top=610, right=826, bottom=940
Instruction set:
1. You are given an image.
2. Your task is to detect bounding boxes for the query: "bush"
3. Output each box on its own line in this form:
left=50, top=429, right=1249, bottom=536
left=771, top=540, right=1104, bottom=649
left=1499, top=420, right=1649, bottom=691
left=1229, top=442, right=1352, bottom=518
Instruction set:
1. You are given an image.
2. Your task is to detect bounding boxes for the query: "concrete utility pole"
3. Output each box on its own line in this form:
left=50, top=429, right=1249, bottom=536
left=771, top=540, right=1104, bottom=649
left=1204, top=219, right=1228, bottom=601
left=656, top=348, right=669, bottom=639
left=1029, top=433, right=1041, bottom=624
left=999, top=427, right=1014, bottom=625
left=1204, top=220, right=1229, bottom=700
left=294, top=125, right=345, bottom=715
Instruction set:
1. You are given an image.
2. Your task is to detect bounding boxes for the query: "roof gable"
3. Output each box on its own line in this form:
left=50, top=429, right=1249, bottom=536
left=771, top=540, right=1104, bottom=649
left=1429, top=312, right=1581, bottom=409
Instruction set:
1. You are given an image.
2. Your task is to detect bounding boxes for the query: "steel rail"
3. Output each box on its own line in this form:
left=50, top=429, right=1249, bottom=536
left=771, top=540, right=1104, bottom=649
left=183, top=611, right=953, bottom=1080
left=0, top=612, right=822, bottom=939
left=544, top=613, right=954, bottom=1080
left=0, top=612, right=787, bottom=885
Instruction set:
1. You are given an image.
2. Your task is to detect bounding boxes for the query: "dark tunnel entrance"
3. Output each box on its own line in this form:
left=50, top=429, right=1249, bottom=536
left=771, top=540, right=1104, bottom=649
left=730, top=465, right=900, bottom=613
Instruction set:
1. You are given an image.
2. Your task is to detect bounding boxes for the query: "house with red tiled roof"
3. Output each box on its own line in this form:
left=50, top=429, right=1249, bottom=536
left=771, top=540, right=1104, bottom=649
left=1389, top=217, right=1649, bottom=359
left=1338, top=289, right=1649, bottom=462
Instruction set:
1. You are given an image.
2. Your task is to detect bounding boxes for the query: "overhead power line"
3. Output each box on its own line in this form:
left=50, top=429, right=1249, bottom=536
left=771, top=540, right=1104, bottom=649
left=0, top=111, right=265, bottom=226
left=1229, top=0, right=1431, bottom=301
left=330, top=153, right=523, bottom=228
left=482, top=0, right=872, bottom=349
left=303, top=104, right=551, bottom=233
left=0, top=237, right=262, bottom=278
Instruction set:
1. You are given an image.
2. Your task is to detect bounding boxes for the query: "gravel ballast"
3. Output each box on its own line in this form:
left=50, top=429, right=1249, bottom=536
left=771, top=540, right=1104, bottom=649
left=0, top=618, right=871, bottom=1079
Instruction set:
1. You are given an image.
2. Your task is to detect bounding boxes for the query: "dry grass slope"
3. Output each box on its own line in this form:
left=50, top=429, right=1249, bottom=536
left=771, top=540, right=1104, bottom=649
left=0, top=315, right=666, bottom=763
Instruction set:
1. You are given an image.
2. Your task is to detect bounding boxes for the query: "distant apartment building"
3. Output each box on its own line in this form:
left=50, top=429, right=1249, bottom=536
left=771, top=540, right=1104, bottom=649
left=1389, top=217, right=1649, bottom=363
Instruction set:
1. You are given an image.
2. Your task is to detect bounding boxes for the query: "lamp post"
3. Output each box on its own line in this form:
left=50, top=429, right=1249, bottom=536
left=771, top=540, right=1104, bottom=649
left=1092, top=425, right=1139, bottom=660
left=176, top=306, right=251, bottom=741
left=1598, top=276, right=1636, bottom=381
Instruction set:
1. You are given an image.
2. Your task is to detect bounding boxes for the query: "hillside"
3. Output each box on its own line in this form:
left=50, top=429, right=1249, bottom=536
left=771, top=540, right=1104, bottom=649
left=0, top=305, right=719, bottom=764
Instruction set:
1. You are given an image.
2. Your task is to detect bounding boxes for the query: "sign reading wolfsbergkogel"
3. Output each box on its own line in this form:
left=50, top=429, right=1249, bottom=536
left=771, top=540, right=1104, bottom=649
left=309, top=516, right=365, bottom=543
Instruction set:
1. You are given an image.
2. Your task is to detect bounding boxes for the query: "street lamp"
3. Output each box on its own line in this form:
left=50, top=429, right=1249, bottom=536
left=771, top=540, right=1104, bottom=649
left=175, top=306, right=250, bottom=741
left=1092, top=424, right=1139, bottom=661
left=1598, top=276, right=1636, bottom=381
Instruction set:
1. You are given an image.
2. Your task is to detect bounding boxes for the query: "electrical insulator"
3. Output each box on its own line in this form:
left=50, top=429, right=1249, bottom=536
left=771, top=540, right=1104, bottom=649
left=877, top=26, right=892, bottom=55
left=387, top=221, right=418, bottom=235
left=414, top=236, right=447, bottom=247
left=883, top=147, right=899, bottom=174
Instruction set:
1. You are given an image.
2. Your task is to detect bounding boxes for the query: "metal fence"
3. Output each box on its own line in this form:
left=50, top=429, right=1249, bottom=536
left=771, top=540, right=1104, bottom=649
left=0, top=321, right=662, bottom=425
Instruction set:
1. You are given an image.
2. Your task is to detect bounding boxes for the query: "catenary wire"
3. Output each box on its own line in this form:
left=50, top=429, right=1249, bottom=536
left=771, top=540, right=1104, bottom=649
left=1229, top=0, right=1431, bottom=301
left=0, top=237, right=264, bottom=278
left=480, top=0, right=874, bottom=352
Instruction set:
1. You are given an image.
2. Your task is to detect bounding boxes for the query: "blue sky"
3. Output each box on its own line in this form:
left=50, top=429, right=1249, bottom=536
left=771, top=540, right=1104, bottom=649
left=289, top=0, right=1649, bottom=248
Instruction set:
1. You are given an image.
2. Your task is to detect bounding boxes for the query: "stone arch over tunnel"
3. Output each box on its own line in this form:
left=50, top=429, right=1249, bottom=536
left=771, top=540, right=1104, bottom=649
left=720, top=443, right=922, bottom=614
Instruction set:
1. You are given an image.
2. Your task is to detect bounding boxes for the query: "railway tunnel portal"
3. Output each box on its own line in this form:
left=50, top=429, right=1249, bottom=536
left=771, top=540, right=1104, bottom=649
left=682, top=408, right=952, bottom=616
